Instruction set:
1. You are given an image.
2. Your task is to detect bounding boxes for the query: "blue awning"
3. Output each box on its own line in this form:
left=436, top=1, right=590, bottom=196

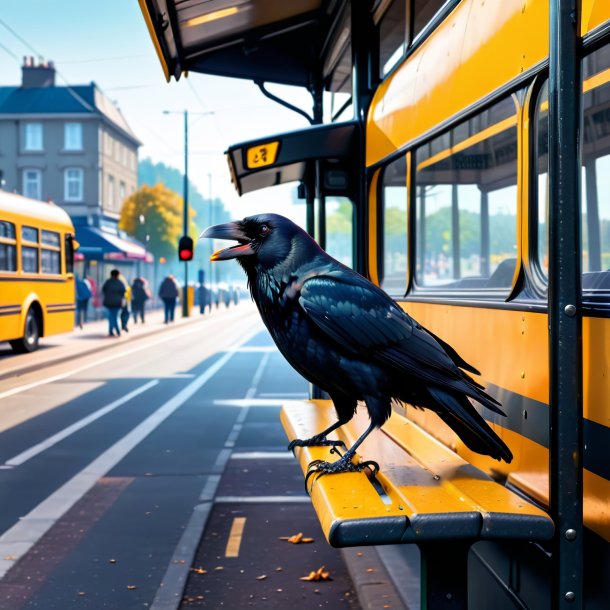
left=75, top=226, right=150, bottom=261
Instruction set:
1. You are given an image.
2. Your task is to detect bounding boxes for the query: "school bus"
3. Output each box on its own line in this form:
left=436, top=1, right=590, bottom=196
left=142, top=0, right=609, bottom=608
left=0, top=191, right=76, bottom=353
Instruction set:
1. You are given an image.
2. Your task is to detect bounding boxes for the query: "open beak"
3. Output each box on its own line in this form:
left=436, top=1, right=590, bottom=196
left=199, top=221, right=255, bottom=261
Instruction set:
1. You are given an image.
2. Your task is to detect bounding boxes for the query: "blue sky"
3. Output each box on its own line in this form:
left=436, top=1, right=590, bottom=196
left=0, top=0, right=312, bottom=222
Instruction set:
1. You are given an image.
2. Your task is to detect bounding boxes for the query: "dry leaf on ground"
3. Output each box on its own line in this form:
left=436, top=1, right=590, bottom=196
left=300, top=566, right=332, bottom=582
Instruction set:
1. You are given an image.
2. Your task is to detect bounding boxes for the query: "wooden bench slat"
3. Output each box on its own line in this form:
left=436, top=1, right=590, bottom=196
left=281, top=400, right=554, bottom=547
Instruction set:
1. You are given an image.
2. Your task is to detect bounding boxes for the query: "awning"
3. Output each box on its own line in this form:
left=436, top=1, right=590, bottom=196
left=226, top=120, right=360, bottom=196
left=138, top=0, right=328, bottom=85
left=75, top=226, right=152, bottom=262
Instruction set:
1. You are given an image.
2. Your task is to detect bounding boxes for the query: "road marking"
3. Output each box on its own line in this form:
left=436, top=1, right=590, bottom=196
left=215, top=496, right=310, bottom=503
left=4, top=380, right=159, bottom=467
left=214, top=399, right=285, bottom=407
left=259, top=392, right=308, bottom=398
left=0, top=331, right=257, bottom=579
left=225, top=517, right=247, bottom=558
left=231, top=451, right=293, bottom=460
left=234, top=346, right=276, bottom=352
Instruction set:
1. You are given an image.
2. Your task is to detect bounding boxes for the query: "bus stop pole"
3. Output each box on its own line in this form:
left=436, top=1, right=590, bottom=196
left=182, top=109, right=189, bottom=318
left=548, top=1, right=583, bottom=608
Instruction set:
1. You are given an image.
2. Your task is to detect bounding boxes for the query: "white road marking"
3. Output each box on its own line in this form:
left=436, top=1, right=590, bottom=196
left=4, top=380, right=159, bottom=467
left=214, top=399, right=285, bottom=407
left=214, top=495, right=310, bottom=503
left=259, top=392, right=308, bottom=398
left=0, top=331, right=257, bottom=578
left=231, top=451, right=293, bottom=460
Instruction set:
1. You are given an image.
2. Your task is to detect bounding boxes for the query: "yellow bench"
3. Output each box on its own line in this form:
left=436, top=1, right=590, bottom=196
left=281, top=400, right=554, bottom=608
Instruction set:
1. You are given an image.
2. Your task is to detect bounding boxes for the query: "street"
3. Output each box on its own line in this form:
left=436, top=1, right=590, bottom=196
left=0, top=303, right=367, bottom=610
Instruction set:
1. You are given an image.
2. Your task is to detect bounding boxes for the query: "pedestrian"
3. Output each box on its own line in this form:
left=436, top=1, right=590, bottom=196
left=131, top=277, right=149, bottom=323
left=119, top=273, right=131, bottom=333
left=159, top=274, right=180, bottom=323
left=75, top=276, right=92, bottom=329
left=102, top=269, right=125, bottom=337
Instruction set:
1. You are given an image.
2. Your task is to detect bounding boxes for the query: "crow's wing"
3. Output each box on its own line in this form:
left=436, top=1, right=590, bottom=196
left=298, top=272, right=466, bottom=384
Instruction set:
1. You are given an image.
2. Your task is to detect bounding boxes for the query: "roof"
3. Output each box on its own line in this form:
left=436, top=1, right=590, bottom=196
left=0, top=190, right=74, bottom=229
left=0, top=83, right=141, bottom=146
left=139, top=0, right=335, bottom=87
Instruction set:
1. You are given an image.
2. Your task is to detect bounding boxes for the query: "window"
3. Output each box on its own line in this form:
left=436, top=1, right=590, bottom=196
left=64, top=168, right=84, bottom=201
left=21, top=226, right=39, bottom=273
left=378, top=0, right=407, bottom=77
left=413, top=0, right=446, bottom=41
left=64, top=123, right=82, bottom=150
left=120, top=181, right=126, bottom=207
left=325, top=197, right=354, bottom=269
left=24, top=122, right=43, bottom=151
left=380, top=155, right=408, bottom=295
left=23, top=169, right=42, bottom=200
left=107, top=175, right=115, bottom=210
left=415, top=95, right=519, bottom=290
left=0, top=221, right=17, bottom=272
left=537, top=44, right=610, bottom=294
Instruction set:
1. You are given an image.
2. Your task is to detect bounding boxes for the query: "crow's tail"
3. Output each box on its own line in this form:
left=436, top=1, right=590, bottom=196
left=427, top=387, right=513, bottom=463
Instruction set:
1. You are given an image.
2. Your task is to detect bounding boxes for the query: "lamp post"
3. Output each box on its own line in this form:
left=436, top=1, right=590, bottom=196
left=163, top=109, right=214, bottom=317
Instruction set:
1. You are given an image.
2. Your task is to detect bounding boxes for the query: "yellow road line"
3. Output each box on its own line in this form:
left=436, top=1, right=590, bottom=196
left=225, top=517, right=246, bottom=558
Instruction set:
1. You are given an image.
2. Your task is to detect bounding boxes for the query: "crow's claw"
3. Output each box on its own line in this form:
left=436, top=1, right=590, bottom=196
left=304, top=455, right=380, bottom=493
left=287, top=437, right=346, bottom=453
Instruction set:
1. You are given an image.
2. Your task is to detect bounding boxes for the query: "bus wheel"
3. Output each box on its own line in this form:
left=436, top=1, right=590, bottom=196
left=10, top=307, right=41, bottom=353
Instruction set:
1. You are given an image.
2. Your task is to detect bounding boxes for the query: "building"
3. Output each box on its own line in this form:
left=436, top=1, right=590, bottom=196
left=0, top=57, right=151, bottom=294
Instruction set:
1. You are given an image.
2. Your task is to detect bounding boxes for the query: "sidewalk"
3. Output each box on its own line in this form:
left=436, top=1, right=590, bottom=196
left=0, top=302, right=249, bottom=381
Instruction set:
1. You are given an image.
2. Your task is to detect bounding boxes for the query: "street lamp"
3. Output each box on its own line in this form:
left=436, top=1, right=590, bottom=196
left=162, top=109, right=214, bottom=317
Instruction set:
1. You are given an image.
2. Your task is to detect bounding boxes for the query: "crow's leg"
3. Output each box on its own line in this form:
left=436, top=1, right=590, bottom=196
left=305, top=421, right=380, bottom=491
left=288, top=418, right=347, bottom=452
left=288, top=392, right=356, bottom=452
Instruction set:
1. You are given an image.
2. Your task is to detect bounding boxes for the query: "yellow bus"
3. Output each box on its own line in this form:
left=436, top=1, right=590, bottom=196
left=0, top=191, right=76, bottom=353
left=142, top=0, right=609, bottom=607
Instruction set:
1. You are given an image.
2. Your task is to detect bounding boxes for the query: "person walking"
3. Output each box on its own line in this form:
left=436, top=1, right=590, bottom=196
left=75, top=276, right=92, bottom=329
left=102, top=269, right=126, bottom=337
left=131, top=277, right=150, bottom=323
left=159, top=274, right=179, bottom=323
left=119, top=273, right=131, bottom=333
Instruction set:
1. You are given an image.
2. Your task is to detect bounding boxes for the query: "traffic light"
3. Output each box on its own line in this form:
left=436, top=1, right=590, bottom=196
left=178, top=235, right=194, bottom=261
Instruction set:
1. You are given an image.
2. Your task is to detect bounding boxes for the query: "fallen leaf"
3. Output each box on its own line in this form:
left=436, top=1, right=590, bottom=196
left=299, top=566, right=332, bottom=582
left=279, top=532, right=315, bottom=544
left=256, top=574, right=268, bottom=580
left=3, top=556, right=16, bottom=561
left=366, top=568, right=378, bottom=573
left=127, top=585, right=137, bottom=590
left=275, top=566, right=283, bottom=572
left=190, top=567, right=207, bottom=574
left=214, top=566, right=224, bottom=571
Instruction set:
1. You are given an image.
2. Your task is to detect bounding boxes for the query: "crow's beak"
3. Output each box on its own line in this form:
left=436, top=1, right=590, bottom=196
left=199, top=222, right=255, bottom=261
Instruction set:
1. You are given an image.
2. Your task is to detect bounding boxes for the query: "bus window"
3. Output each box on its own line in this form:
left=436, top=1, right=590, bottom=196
left=0, top=220, right=17, bottom=271
left=380, top=154, right=408, bottom=295
left=413, top=0, right=446, bottom=41
left=537, top=43, right=610, bottom=293
left=21, top=225, right=40, bottom=273
left=41, top=230, right=61, bottom=274
left=415, top=95, right=519, bottom=290
left=582, top=43, right=610, bottom=290
left=325, top=197, right=354, bottom=268
left=378, top=0, right=408, bottom=77
left=65, top=234, right=75, bottom=274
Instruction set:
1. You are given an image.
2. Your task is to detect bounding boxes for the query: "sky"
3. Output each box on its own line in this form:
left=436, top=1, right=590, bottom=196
left=0, top=0, right=313, bottom=224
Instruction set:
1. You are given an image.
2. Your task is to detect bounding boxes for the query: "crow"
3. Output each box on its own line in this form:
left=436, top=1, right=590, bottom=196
left=201, top=213, right=513, bottom=477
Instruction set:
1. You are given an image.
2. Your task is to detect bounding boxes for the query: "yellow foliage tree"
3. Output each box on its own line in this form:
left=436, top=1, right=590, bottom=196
left=119, top=184, right=195, bottom=260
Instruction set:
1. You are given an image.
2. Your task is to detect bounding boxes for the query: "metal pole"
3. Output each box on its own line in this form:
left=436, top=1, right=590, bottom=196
left=182, top=109, right=189, bottom=318
left=548, top=1, right=583, bottom=608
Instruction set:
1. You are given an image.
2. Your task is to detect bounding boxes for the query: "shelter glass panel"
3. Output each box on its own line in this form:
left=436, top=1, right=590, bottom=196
left=415, top=95, right=519, bottom=290
left=379, top=0, right=407, bottom=77
left=381, top=154, right=408, bottom=295
left=325, top=197, right=354, bottom=269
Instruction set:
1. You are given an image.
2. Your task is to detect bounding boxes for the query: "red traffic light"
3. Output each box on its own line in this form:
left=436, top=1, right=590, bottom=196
left=178, top=235, right=194, bottom=261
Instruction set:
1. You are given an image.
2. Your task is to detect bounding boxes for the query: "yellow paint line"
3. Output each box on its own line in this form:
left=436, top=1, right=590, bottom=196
left=225, top=517, right=246, bottom=558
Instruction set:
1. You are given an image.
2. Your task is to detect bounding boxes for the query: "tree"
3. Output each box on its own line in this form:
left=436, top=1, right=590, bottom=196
left=119, top=184, right=192, bottom=261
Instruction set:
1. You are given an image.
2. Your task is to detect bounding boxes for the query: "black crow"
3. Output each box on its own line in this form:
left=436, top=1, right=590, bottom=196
left=201, top=214, right=513, bottom=476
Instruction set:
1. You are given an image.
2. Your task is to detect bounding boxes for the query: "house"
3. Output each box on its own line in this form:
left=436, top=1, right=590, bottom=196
left=0, top=57, right=150, bottom=292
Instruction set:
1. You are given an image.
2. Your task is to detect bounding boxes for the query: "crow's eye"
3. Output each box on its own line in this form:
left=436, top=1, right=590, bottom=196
left=259, top=224, right=270, bottom=237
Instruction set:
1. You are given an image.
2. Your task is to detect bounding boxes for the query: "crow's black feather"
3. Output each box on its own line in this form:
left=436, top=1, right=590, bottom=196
left=201, top=214, right=512, bottom=464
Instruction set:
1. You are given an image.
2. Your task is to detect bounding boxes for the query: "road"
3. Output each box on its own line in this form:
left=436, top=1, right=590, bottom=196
left=0, top=303, right=371, bottom=610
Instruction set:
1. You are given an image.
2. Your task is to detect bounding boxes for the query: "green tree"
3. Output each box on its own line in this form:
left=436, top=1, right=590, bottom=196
left=119, top=184, right=193, bottom=260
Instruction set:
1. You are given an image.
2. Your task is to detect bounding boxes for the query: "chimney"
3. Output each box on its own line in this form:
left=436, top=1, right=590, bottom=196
left=21, top=56, right=56, bottom=88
